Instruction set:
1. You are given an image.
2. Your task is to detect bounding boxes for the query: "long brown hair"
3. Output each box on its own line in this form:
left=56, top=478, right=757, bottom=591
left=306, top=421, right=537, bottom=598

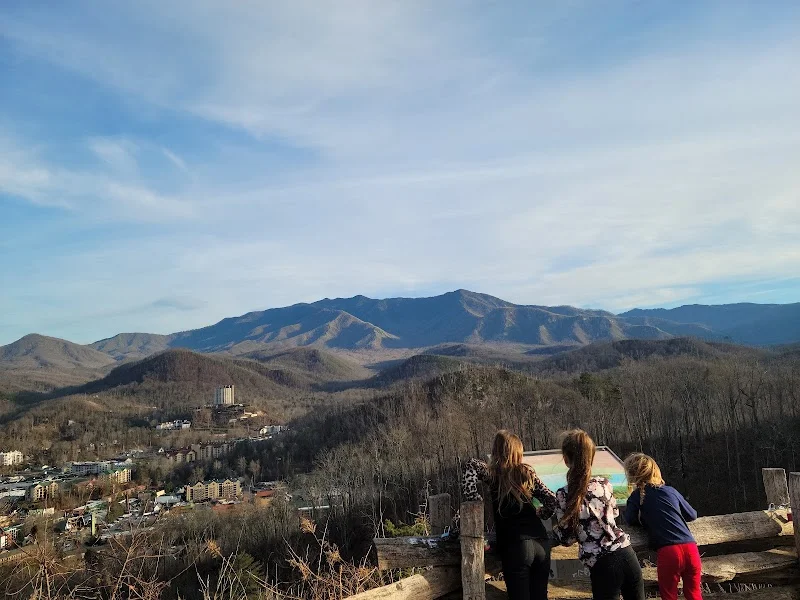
left=489, top=430, right=536, bottom=509
left=624, top=453, right=664, bottom=507
left=559, top=429, right=596, bottom=529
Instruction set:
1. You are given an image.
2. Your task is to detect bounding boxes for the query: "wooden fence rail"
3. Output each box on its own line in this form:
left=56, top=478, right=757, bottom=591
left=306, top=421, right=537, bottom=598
left=352, top=468, right=800, bottom=600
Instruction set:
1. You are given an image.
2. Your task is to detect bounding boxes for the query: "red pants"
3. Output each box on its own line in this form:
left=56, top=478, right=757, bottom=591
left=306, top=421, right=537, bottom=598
left=656, top=543, right=703, bottom=600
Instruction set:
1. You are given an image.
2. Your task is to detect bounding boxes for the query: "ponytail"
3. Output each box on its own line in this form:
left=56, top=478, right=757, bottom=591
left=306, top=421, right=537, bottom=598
left=559, top=429, right=596, bottom=530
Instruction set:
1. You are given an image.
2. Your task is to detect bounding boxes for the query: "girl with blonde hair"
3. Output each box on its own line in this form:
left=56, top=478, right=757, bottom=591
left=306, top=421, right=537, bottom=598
left=462, top=430, right=557, bottom=600
left=553, top=430, right=644, bottom=600
left=624, top=453, right=701, bottom=600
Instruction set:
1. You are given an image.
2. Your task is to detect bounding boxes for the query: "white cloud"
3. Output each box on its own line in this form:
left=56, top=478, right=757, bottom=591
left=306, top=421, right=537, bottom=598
left=0, top=134, right=195, bottom=222
left=87, top=137, right=139, bottom=175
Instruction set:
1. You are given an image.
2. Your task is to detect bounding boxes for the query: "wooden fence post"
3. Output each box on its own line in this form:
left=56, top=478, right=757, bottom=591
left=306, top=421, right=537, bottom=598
left=789, top=472, right=800, bottom=563
left=429, top=493, right=452, bottom=536
left=460, top=501, right=485, bottom=600
left=763, top=468, right=790, bottom=506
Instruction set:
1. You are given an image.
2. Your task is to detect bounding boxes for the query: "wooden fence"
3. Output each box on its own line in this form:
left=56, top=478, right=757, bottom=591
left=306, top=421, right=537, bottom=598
left=348, top=468, right=800, bottom=599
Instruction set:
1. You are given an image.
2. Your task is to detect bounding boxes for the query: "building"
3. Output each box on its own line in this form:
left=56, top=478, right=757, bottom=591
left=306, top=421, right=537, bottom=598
left=155, top=420, right=191, bottom=431
left=190, top=442, right=232, bottom=462
left=0, top=451, right=23, bottom=466
left=185, top=479, right=242, bottom=502
left=26, top=481, right=59, bottom=502
left=219, top=479, right=241, bottom=499
left=100, top=467, right=132, bottom=485
left=165, top=448, right=196, bottom=464
left=155, top=495, right=180, bottom=508
left=69, top=461, right=112, bottom=476
left=259, top=425, right=287, bottom=436
left=213, top=385, right=235, bottom=406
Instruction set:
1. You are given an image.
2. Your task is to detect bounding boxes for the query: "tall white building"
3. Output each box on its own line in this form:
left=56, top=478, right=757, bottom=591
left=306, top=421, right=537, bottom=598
left=213, top=385, right=235, bottom=406
left=0, top=451, right=23, bottom=466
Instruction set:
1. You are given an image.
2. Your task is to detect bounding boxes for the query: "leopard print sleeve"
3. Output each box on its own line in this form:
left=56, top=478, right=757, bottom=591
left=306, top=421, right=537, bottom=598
left=530, top=471, right=557, bottom=520
left=462, top=458, right=490, bottom=501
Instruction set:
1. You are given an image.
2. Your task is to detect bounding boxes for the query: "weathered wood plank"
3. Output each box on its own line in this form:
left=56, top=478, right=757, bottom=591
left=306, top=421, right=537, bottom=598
left=641, top=548, right=798, bottom=584
left=430, top=494, right=452, bottom=536
left=627, top=509, right=793, bottom=550
left=375, top=510, right=792, bottom=570
left=764, top=468, right=791, bottom=506
left=790, top=473, right=800, bottom=561
left=460, top=501, right=485, bottom=600
left=344, top=567, right=460, bottom=600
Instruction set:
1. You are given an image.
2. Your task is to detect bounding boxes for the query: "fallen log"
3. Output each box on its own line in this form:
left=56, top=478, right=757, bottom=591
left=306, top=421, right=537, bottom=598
left=689, top=509, right=793, bottom=547
left=344, top=567, right=460, bottom=600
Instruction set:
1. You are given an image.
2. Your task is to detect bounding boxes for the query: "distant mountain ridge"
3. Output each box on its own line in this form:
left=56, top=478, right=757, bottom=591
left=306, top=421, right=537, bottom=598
left=0, top=334, right=116, bottom=370
left=621, top=303, right=800, bottom=346
left=87, top=290, right=703, bottom=359
left=2, top=292, right=800, bottom=370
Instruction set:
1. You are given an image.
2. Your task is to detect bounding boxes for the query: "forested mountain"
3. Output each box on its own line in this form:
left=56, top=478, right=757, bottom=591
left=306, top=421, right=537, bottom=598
left=91, top=290, right=714, bottom=356
left=621, top=302, right=800, bottom=345
left=0, top=333, right=115, bottom=370
left=242, top=347, right=372, bottom=385
left=0, top=334, right=116, bottom=392
left=4, top=292, right=800, bottom=371
left=82, top=292, right=800, bottom=355
left=528, top=338, right=765, bottom=375
left=90, top=332, right=173, bottom=360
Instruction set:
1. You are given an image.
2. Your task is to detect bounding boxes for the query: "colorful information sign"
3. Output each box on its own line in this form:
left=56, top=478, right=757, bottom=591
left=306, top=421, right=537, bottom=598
left=522, top=446, right=629, bottom=505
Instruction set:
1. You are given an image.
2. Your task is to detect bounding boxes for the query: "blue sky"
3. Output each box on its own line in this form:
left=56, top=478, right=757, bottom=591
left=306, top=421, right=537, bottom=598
left=1, top=1, right=800, bottom=345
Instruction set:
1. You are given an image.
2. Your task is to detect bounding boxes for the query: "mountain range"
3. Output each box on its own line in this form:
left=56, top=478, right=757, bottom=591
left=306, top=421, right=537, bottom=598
left=2, top=291, right=800, bottom=375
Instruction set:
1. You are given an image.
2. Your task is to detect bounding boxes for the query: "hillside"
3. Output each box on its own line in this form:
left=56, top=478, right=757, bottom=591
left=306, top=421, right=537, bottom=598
left=621, top=302, right=800, bottom=345
left=0, top=334, right=116, bottom=370
left=169, top=305, right=397, bottom=353
left=530, top=338, right=765, bottom=375
left=372, top=354, right=467, bottom=386
left=243, top=348, right=372, bottom=384
left=80, top=349, right=293, bottom=405
left=90, top=332, right=172, bottom=360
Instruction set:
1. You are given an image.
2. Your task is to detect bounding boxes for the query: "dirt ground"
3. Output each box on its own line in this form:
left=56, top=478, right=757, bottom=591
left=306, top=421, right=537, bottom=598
left=486, top=580, right=593, bottom=598
left=443, top=579, right=593, bottom=599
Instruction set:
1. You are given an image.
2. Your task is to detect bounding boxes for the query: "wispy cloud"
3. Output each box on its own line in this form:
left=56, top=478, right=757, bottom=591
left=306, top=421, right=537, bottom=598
left=161, top=148, right=188, bottom=172
left=88, top=137, right=139, bottom=175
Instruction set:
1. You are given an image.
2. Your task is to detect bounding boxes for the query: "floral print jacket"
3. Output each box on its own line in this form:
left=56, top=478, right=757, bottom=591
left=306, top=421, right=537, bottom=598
left=553, top=476, right=631, bottom=567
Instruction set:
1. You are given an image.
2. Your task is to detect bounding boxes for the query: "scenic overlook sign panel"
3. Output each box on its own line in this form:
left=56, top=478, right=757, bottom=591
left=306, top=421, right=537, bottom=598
left=522, top=447, right=629, bottom=505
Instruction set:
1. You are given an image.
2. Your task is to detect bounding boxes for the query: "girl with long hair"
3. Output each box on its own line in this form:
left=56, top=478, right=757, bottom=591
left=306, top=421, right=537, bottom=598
left=552, top=430, right=644, bottom=600
left=462, top=430, right=557, bottom=600
left=624, top=453, right=701, bottom=600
